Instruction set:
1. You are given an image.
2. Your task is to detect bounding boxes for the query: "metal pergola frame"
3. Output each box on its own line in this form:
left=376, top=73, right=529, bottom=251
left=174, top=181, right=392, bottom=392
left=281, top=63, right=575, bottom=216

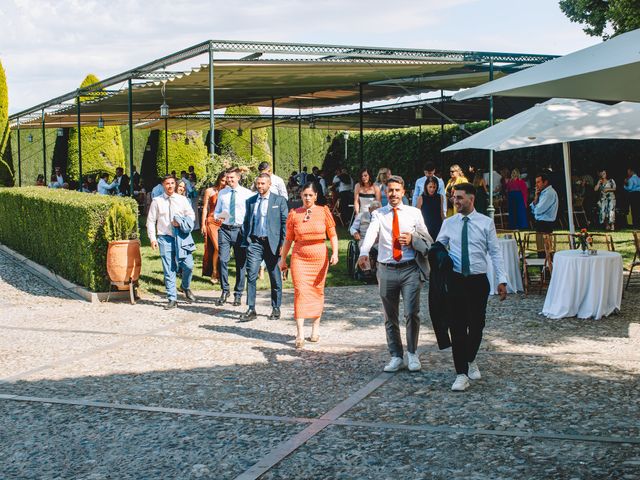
left=8, top=39, right=557, bottom=198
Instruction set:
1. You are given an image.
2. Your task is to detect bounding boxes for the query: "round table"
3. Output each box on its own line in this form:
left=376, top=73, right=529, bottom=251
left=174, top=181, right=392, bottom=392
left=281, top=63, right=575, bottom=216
left=542, top=250, right=623, bottom=320
left=487, top=238, right=523, bottom=295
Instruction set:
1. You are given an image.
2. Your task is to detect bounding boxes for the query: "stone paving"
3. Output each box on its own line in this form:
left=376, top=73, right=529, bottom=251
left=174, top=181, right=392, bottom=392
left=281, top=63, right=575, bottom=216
left=1, top=248, right=639, bottom=479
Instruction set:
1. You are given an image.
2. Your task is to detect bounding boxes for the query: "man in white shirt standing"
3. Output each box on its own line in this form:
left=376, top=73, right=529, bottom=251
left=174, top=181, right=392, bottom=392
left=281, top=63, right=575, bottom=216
left=436, top=182, right=507, bottom=392
left=214, top=167, right=254, bottom=307
left=146, top=175, right=197, bottom=310
left=358, top=176, right=432, bottom=373
left=412, top=161, right=446, bottom=217
left=258, top=161, right=288, bottom=199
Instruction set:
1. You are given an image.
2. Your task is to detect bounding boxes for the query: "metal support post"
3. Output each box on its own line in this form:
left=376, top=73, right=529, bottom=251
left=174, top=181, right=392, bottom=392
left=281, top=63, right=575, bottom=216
left=164, top=117, right=169, bottom=175
left=128, top=78, right=134, bottom=196
left=487, top=59, right=495, bottom=219
left=41, top=109, right=46, bottom=178
left=208, top=42, right=215, bottom=157
left=271, top=97, right=276, bottom=173
left=76, top=95, right=83, bottom=187
left=359, top=83, right=364, bottom=166
left=440, top=89, right=445, bottom=174
left=16, top=118, right=21, bottom=186
left=298, top=116, right=302, bottom=172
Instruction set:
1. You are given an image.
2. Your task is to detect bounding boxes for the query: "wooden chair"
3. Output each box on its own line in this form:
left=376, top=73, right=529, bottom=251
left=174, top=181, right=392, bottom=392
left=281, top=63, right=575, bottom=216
left=572, top=196, right=590, bottom=228
left=522, top=232, right=554, bottom=294
left=567, top=232, right=614, bottom=252
left=492, top=196, right=508, bottom=229
left=625, top=231, right=640, bottom=290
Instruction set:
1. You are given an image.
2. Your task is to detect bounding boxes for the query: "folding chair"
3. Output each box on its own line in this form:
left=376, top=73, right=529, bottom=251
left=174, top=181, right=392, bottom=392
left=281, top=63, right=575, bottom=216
left=522, top=232, right=554, bottom=295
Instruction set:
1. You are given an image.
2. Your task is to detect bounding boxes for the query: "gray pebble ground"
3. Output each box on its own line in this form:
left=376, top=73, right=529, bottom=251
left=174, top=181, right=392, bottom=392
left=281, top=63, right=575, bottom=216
left=1, top=249, right=639, bottom=479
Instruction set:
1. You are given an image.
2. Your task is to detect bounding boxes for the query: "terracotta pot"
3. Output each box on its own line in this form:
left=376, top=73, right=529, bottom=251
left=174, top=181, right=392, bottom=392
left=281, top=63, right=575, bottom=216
left=107, top=239, right=142, bottom=289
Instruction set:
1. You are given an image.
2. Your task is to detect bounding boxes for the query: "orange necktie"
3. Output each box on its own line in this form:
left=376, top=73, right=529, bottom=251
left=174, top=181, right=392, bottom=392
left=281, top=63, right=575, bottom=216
left=392, top=207, right=403, bottom=261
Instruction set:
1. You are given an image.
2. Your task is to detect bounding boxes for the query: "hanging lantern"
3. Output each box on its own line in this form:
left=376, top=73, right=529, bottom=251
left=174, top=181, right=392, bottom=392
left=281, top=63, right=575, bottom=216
left=97, top=116, right=105, bottom=129
left=415, top=108, right=423, bottom=120
left=27, top=133, right=33, bottom=143
left=309, top=120, right=316, bottom=129
left=237, top=127, right=243, bottom=136
left=56, top=128, right=64, bottom=137
left=160, top=101, right=169, bottom=118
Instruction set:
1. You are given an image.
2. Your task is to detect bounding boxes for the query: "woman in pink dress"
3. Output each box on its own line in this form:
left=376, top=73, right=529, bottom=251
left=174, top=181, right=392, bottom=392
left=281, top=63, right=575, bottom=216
left=505, top=168, right=529, bottom=229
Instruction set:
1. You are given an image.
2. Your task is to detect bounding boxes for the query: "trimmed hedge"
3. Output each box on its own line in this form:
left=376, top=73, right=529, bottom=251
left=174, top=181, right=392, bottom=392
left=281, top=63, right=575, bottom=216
left=0, top=187, right=138, bottom=291
left=0, top=59, right=12, bottom=185
left=156, top=129, right=208, bottom=179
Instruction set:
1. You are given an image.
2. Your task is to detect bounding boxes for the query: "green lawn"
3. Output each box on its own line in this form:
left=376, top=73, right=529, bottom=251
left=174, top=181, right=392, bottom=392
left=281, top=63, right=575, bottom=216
left=138, top=223, right=363, bottom=295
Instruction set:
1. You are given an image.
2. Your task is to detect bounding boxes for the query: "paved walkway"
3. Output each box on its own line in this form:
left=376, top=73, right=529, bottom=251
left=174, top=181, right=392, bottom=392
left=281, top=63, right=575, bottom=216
left=1, top=249, right=639, bottom=479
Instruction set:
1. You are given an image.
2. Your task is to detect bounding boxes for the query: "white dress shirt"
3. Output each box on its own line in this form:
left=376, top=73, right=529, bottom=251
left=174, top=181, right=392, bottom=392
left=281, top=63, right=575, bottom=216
left=214, top=185, right=254, bottom=226
left=360, top=204, right=428, bottom=264
left=530, top=185, right=559, bottom=222
left=436, top=209, right=507, bottom=284
left=97, top=178, right=117, bottom=195
left=483, top=171, right=502, bottom=193
left=146, top=192, right=195, bottom=243
left=269, top=174, right=288, bottom=199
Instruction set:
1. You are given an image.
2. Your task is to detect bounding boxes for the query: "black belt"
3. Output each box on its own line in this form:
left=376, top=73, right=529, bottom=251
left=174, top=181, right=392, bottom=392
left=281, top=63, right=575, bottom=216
left=251, top=235, right=268, bottom=241
left=221, top=224, right=242, bottom=230
left=378, top=260, right=416, bottom=269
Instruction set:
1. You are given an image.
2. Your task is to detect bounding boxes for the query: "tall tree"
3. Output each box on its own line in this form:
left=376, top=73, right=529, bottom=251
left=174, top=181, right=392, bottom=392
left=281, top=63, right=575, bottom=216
left=559, top=0, right=640, bottom=38
left=0, top=59, right=14, bottom=185
left=67, top=74, right=125, bottom=180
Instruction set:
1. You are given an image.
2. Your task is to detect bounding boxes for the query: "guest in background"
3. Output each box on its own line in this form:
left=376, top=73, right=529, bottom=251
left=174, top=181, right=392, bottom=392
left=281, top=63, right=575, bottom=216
left=595, top=169, right=617, bottom=231
left=445, top=164, right=468, bottom=217
left=201, top=171, right=226, bottom=283
left=472, top=169, right=489, bottom=216
left=354, top=168, right=381, bottom=216
left=413, top=162, right=446, bottom=219
left=350, top=200, right=381, bottom=247
left=624, top=167, right=640, bottom=228
left=188, top=165, right=197, bottom=183
left=483, top=168, right=502, bottom=198
left=279, top=182, right=338, bottom=349
left=417, top=176, right=445, bottom=240
left=176, top=180, right=188, bottom=196
left=86, top=175, right=97, bottom=193
left=97, top=172, right=118, bottom=195
left=531, top=173, right=558, bottom=233
left=188, top=172, right=200, bottom=230
left=240, top=173, right=289, bottom=321
left=151, top=178, right=165, bottom=198
left=333, top=167, right=354, bottom=225
left=214, top=168, right=253, bottom=306
left=116, top=167, right=130, bottom=196
left=54, top=166, right=65, bottom=187
left=436, top=182, right=507, bottom=391
left=36, top=174, right=45, bottom=186
left=505, top=168, right=529, bottom=229
left=47, top=174, right=61, bottom=189
left=258, top=161, right=288, bottom=199
left=376, top=167, right=391, bottom=206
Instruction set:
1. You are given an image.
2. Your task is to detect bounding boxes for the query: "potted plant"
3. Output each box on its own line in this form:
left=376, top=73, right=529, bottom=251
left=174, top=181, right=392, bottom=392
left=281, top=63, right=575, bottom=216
left=105, top=203, right=141, bottom=301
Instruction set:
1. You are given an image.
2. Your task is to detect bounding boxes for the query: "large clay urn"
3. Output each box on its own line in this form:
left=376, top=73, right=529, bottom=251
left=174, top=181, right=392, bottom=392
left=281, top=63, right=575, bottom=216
left=107, top=239, right=142, bottom=289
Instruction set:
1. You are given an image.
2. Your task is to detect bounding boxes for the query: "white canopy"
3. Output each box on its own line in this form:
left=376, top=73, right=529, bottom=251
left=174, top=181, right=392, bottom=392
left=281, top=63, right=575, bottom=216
left=452, top=28, right=640, bottom=103
left=442, top=98, right=640, bottom=236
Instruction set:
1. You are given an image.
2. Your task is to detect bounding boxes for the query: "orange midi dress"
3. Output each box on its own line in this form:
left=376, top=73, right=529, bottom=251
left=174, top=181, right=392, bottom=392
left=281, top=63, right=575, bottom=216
left=286, top=205, right=337, bottom=319
left=202, top=190, right=220, bottom=278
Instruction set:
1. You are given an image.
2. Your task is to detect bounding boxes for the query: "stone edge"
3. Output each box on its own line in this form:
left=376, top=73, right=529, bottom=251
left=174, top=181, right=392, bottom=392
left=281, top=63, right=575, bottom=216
left=0, top=243, right=130, bottom=303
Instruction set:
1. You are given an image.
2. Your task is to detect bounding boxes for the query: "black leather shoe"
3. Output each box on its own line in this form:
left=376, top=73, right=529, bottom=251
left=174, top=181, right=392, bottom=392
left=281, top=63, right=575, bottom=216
left=183, top=289, right=196, bottom=303
left=269, top=307, right=281, bottom=320
left=232, top=296, right=242, bottom=306
left=239, top=308, right=257, bottom=322
left=164, top=300, right=177, bottom=310
left=215, top=292, right=229, bottom=306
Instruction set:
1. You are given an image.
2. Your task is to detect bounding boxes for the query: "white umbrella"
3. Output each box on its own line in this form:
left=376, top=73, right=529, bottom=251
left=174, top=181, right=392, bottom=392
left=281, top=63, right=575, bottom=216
left=442, top=98, right=640, bottom=235
left=452, top=28, right=640, bottom=103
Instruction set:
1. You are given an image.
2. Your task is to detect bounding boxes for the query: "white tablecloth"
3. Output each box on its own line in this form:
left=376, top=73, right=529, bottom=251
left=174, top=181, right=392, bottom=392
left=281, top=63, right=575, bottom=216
left=542, top=250, right=623, bottom=320
left=487, top=238, right=523, bottom=295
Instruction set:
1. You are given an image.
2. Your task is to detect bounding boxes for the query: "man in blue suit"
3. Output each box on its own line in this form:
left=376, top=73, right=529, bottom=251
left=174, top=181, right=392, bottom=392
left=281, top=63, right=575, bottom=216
left=240, top=173, right=289, bottom=321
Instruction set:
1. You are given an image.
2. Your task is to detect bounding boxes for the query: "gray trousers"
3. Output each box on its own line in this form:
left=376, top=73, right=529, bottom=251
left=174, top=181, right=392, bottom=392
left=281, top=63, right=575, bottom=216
left=377, top=261, right=422, bottom=358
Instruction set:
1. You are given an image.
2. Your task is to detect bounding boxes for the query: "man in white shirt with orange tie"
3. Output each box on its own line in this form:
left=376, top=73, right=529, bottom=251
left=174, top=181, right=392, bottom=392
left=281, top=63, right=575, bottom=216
left=436, top=182, right=507, bottom=392
left=358, top=176, right=432, bottom=373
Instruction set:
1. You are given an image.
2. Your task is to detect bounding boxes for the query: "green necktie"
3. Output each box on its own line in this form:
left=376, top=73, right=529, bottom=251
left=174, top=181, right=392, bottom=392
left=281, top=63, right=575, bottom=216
left=229, top=189, right=236, bottom=225
left=461, top=216, right=470, bottom=276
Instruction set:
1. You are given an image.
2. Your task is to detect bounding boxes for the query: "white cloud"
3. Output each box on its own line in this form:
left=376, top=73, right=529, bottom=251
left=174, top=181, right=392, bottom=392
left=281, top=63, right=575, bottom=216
left=0, top=0, right=595, bottom=114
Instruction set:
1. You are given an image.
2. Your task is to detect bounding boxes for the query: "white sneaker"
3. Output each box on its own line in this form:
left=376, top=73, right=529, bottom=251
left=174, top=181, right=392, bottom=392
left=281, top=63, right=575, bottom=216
left=451, top=374, right=470, bottom=391
left=406, top=352, right=422, bottom=372
left=383, top=357, right=404, bottom=372
left=468, top=361, right=481, bottom=380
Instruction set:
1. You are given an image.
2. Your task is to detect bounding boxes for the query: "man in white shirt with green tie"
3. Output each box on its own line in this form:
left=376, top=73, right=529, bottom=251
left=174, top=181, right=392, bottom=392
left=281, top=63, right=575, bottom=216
left=436, top=182, right=507, bottom=392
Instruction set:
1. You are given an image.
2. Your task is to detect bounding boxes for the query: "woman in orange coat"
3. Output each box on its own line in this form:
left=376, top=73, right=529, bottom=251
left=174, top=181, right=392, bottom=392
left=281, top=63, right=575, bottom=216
left=201, top=172, right=226, bottom=282
left=279, top=182, right=339, bottom=349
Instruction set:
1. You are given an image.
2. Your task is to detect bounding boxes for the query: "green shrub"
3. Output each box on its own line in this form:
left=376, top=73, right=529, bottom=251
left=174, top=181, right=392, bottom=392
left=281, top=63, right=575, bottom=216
left=67, top=74, right=126, bottom=180
left=104, top=203, right=138, bottom=241
left=0, top=59, right=12, bottom=185
left=156, top=129, right=207, bottom=179
left=0, top=187, right=138, bottom=291
left=219, top=105, right=269, bottom=172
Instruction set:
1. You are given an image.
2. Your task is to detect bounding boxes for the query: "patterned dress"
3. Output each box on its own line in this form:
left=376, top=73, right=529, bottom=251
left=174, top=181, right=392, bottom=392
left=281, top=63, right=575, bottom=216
left=286, top=205, right=337, bottom=319
left=597, top=179, right=616, bottom=224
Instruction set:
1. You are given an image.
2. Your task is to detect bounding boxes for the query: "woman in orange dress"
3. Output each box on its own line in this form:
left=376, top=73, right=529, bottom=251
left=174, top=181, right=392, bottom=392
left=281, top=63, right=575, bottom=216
left=279, top=182, right=339, bottom=349
left=201, top=172, right=227, bottom=282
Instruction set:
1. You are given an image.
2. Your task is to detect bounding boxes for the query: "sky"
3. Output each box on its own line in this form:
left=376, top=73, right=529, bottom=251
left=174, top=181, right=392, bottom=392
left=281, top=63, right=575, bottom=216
left=0, top=0, right=599, bottom=115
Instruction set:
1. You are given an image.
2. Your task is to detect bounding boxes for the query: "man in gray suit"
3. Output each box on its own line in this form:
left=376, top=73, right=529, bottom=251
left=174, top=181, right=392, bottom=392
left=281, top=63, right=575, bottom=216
left=358, top=176, right=432, bottom=372
left=240, top=173, right=289, bottom=321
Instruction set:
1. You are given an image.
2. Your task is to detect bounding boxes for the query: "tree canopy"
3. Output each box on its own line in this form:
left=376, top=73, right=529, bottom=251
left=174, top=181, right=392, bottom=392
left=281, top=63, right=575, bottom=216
left=559, top=0, right=640, bottom=38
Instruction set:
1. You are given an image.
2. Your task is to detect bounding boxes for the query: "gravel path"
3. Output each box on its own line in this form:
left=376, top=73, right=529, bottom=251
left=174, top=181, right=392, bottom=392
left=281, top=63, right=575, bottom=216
left=1, top=249, right=639, bottom=479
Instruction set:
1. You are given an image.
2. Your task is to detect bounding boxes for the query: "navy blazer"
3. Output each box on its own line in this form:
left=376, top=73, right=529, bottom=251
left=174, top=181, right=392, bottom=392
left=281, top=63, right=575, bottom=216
left=242, top=193, right=289, bottom=255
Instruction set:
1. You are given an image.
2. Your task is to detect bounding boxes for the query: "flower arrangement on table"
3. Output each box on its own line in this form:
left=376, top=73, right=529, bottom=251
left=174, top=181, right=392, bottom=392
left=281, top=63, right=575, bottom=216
left=573, top=228, right=593, bottom=253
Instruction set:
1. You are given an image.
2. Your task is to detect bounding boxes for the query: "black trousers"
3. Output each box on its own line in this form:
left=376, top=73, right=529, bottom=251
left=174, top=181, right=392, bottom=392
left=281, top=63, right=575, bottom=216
left=534, top=220, right=555, bottom=233
left=448, top=273, right=490, bottom=375
left=629, top=192, right=640, bottom=228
